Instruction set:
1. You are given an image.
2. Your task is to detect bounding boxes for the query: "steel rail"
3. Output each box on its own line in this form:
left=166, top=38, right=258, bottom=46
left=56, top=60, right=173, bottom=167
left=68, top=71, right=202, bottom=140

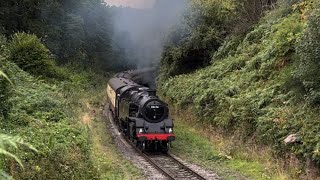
left=127, top=140, right=175, bottom=180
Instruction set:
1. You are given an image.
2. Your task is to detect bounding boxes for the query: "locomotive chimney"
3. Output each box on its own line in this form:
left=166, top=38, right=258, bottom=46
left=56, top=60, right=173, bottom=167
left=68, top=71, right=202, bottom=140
left=147, top=89, right=157, bottom=96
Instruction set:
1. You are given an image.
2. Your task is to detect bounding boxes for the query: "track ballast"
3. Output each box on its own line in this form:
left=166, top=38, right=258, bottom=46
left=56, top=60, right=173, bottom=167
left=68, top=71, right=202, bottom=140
left=125, top=137, right=206, bottom=180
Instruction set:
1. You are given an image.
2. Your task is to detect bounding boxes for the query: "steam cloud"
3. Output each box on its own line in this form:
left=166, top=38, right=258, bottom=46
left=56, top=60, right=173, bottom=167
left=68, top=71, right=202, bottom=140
left=110, top=0, right=186, bottom=68
left=107, top=0, right=155, bottom=9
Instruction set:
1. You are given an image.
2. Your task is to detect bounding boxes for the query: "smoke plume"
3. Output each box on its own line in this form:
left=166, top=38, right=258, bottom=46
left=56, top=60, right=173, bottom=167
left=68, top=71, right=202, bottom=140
left=107, top=0, right=155, bottom=9
left=110, top=0, right=186, bottom=68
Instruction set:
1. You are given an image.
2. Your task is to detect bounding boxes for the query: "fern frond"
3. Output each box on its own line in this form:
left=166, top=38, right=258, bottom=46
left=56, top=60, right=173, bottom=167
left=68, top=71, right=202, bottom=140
left=0, top=148, right=23, bottom=169
left=0, top=70, right=13, bottom=86
left=0, top=133, right=38, bottom=171
left=0, top=170, right=14, bottom=180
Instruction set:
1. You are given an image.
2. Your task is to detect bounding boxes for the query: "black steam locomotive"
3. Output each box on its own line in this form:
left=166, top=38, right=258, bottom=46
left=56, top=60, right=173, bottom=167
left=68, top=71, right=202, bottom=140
left=107, top=69, right=175, bottom=152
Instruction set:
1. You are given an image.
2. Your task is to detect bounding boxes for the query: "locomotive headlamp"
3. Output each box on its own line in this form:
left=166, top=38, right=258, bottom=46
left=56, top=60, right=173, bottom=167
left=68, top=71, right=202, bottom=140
left=139, top=128, right=143, bottom=133
left=169, top=128, right=172, bottom=133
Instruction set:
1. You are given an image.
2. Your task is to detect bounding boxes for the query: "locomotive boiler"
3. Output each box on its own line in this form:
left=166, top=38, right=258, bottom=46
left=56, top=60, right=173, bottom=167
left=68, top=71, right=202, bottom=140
left=107, top=70, right=175, bottom=152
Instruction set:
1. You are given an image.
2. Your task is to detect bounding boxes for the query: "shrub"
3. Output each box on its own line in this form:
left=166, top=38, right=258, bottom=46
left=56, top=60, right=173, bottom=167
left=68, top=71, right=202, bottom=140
left=0, top=133, right=37, bottom=179
left=8, top=33, right=58, bottom=78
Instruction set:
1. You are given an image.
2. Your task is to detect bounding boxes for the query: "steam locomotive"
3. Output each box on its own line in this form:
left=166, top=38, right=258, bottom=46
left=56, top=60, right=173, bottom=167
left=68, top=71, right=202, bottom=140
left=107, top=69, right=175, bottom=152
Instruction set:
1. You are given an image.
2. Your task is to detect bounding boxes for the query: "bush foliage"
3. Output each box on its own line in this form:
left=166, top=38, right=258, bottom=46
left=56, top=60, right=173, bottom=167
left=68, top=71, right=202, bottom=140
left=8, top=33, right=57, bottom=78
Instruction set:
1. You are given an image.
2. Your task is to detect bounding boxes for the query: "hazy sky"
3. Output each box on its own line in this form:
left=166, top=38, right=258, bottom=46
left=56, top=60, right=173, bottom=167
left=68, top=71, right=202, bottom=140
left=106, top=0, right=156, bottom=9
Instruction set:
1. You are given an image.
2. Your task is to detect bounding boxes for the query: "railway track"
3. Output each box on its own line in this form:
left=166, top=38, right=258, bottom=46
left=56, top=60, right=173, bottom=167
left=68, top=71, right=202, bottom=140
left=145, top=152, right=206, bottom=180
left=105, top=104, right=207, bottom=180
left=125, top=137, right=206, bottom=180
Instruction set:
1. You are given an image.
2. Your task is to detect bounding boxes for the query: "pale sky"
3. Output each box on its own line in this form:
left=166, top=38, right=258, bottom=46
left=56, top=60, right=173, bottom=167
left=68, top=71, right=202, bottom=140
left=106, top=0, right=156, bottom=9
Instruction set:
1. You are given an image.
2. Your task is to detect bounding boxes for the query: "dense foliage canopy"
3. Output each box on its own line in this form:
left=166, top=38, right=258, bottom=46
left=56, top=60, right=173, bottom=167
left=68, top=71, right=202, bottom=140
left=0, top=0, right=128, bottom=71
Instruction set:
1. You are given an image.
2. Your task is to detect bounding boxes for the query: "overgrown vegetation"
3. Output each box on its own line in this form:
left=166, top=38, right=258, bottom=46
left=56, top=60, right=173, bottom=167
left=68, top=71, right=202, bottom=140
left=1, top=0, right=320, bottom=178
left=294, top=6, right=320, bottom=106
left=160, top=0, right=320, bottom=178
left=0, top=30, right=139, bottom=178
left=0, top=36, right=12, bottom=119
left=1, top=45, right=93, bottom=178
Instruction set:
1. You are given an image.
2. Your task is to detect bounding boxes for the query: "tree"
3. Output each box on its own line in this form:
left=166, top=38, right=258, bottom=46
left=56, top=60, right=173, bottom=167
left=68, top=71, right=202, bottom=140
left=160, top=0, right=231, bottom=79
left=0, top=0, right=119, bottom=71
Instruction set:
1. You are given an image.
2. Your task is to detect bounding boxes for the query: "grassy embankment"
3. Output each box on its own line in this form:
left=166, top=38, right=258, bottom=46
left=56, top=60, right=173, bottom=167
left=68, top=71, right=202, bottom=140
left=160, top=2, right=319, bottom=180
left=0, top=33, right=140, bottom=179
left=167, top=104, right=294, bottom=180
